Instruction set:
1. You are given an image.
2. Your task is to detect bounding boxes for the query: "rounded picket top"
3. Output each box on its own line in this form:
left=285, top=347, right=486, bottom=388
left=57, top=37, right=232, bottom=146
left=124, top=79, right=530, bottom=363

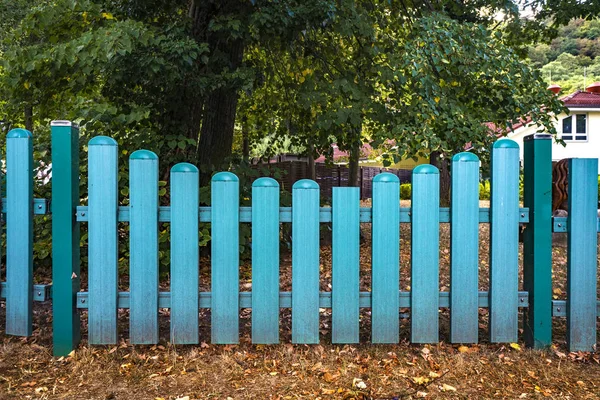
left=492, top=138, right=519, bottom=149
left=293, top=179, right=319, bottom=190
left=413, top=164, right=439, bottom=174
left=452, top=152, right=479, bottom=163
left=171, top=162, right=198, bottom=174
left=373, top=172, right=399, bottom=183
left=253, top=177, right=279, bottom=188
left=7, top=128, right=32, bottom=139
left=212, top=171, right=239, bottom=182
left=89, top=136, right=117, bottom=146
left=130, top=149, right=158, bottom=160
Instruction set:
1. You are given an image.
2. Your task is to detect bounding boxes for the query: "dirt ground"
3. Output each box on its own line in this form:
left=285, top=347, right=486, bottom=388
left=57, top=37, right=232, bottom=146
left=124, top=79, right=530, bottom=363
left=1, top=200, right=600, bottom=399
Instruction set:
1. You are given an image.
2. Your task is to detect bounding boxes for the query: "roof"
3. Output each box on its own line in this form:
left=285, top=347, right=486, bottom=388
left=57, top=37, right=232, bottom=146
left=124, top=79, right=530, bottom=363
left=559, top=90, right=600, bottom=108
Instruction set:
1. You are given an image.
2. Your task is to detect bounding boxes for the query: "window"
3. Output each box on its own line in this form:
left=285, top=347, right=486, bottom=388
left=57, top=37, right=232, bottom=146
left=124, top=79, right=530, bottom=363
left=561, top=114, right=587, bottom=141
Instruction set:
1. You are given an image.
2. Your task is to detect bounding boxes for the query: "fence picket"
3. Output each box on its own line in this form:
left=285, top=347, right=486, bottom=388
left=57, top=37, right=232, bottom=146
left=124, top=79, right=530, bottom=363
left=88, top=136, right=119, bottom=344
left=371, top=173, right=400, bottom=343
left=332, top=187, right=360, bottom=344
left=170, top=163, right=200, bottom=344
left=211, top=172, right=240, bottom=344
left=411, top=165, right=440, bottom=343
left=5, top=129, right=33, bottom=336
left=292, top=180, right=320, bottom=344
left=567, top=158, right=598, bottom=352
left=450, top=153, right=480, bottom=343
left=252, top=178, right=280, bottom=344
left=489, top=139, right=520, bottom=343
left=129, top=150, right=159, bottom=344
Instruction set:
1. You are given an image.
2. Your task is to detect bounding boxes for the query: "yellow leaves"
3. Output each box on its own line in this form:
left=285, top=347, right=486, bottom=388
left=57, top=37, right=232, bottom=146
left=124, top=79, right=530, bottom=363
left=553, top=288, right=562, bottom=299
left=269, top=371, right=278, bottom=376
left=441, top=383, right=457, bottom=392
left=101, top=12, right=115, bottom=20
left=23, top=82, right=30, bottom=89
left=509, top=343, right=522, bottom=351
left=434, top=96, right=440, bottom=104
left=458, top=346, right=470, bottom=353
left=412, top=376, right=430, bottom=385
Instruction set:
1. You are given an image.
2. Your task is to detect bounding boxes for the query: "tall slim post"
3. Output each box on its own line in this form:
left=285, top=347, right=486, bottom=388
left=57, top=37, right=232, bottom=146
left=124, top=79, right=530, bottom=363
left=51, top=121, right=81, bottom=356
left=522, top=133, right=553, bottom=348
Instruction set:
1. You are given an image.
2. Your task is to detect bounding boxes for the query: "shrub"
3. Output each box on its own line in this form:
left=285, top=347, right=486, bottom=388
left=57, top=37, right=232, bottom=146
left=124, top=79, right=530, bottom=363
left=400, top=183, right=411, bottom=200
left=479, top=181, right=491, bottom=200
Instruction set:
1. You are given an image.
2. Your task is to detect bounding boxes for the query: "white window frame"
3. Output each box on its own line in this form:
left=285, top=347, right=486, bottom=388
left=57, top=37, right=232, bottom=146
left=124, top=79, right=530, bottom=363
left=560, top=113, right=588, bottom=142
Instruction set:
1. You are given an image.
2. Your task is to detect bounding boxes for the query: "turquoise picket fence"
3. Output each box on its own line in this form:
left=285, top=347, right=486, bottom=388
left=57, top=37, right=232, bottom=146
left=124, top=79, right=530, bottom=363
left=1, top=122, right=599, bottom=357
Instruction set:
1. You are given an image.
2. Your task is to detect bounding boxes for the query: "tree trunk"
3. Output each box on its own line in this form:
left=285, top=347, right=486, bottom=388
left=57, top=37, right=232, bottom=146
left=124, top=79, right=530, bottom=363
left=307, top=137, right=316, bottom=181
left=348, top=144, right=360, bottom=187
left=430, top=151, right=451, bottom=207
left=242, top=116, right=249, bottom=161
left=24, top=105, right=33, bottom=132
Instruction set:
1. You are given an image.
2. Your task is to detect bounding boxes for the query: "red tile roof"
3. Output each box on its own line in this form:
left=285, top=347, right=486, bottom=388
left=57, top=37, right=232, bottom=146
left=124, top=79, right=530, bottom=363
left=560, top=90, right=600, bottom=108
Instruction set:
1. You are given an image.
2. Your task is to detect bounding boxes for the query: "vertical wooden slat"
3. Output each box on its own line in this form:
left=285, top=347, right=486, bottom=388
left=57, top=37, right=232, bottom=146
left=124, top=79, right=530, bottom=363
left=450, top=153, right=480, bottom=343
left=489, top=139, right=520, bottom=343
left=567, top=158, right=598, bottom=352
left=371, top=173, right=400, bottom=343
left=51, top=121, right=81, bottom=356
left=88, top=136, right=119, bottom=344
left=252, top=178, right=280, bottom=344
left=292, top=179, right=320, bottom=344
left=211, top=172, right=240, bottom=344
left=170, top=163, right=199, bottom=344
left=129, top=150, right=159, bottom=344
left=5, top=129, right=33, bottom=336
left=411, top=165, right=440, bottom=343
left=332, top=187, right=360, bottom=344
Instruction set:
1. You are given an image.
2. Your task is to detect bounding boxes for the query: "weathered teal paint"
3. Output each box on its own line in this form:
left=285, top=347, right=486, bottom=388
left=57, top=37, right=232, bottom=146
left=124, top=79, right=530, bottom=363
left=450, top=153, right=480, bottom=344
left=251, top=178, right=280, bottom=344
left=411, top=165, right=440, bottom=343
left=489, top=139, right=520, bottom=343
left=567, top=158, right=598, bottom=352
left=522, top=134, right=553, bottom=349
left=332, top=187, right=360, bottom=344
left=292, top=179, right=320, bottom=344
left=5, top=129, right=33, bottom=336
left=51, top=121, right=81, bottom=356
left=129, top=150, right=159, bottom=344
left=88, top=136, right=119, bottom=344
left=371, top=173, right=400, bottom=343
left=211, top=172, right=240, bottom=344
left=170, top=163, right=199, bottom=344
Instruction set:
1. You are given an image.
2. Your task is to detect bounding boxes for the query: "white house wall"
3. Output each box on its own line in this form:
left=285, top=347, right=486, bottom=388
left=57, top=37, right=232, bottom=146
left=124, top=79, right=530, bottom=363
left=507, top=111, right=600, bottom=173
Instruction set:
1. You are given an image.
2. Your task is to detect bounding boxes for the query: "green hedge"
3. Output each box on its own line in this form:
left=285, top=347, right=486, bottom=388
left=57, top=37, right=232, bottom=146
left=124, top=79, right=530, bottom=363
left=400, top=183, right=412, bottom=200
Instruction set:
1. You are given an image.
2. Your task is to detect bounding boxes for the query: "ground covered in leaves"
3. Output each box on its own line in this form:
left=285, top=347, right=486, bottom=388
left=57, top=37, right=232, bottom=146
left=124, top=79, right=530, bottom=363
left=1, top=201, right=600, bottom=399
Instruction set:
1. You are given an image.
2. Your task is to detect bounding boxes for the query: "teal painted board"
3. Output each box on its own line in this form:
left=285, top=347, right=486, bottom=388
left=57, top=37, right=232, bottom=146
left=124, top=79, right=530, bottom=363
left=129, top=151, right=159, bottom=344
left=51, top=121, right=82, bottom=356
left=251, top=178, right=280, bottom=344
left=450, top=153, right=480, bottom=343
left=411, top=165, right=440, bottom=343
left=489, top=139, right=520, bottom=343
left=292, top=180, right=320, bottom=344
left=332, top=187, right=360, bottom=344
left=211, top=172, right=240, bottom=344
left=170, top=163, right=199, bottom=344
left=371, top=173, right=400, bottom=343
left=566, top=158, right=598, bottom=352
left=5, top=129, right=33, bottom=336
left=88, top=136, right=119, bottom=344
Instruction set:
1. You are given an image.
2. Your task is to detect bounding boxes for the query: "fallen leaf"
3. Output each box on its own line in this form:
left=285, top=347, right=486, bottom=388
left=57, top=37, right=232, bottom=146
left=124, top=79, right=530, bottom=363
left=509, top=343, right=522, bottom=351
left=412, top=376, right=430, bottom=385
left=441, top=384, right=456, bottom=392
left=321, top=388, right=336, bottom=395
left=458, top=346, right=469, bottom=353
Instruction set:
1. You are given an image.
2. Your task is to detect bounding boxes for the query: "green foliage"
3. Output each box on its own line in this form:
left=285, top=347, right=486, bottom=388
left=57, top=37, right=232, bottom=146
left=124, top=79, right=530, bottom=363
left=400, top=184, right=412, bottom=201
left=479, top=181, right=491, bottom=201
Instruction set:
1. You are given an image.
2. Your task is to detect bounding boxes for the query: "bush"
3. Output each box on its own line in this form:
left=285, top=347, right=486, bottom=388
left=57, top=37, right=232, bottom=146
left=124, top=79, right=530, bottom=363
left=400, top=183, right=411, bottom=200
left=479, top=181, right=491, bottom=200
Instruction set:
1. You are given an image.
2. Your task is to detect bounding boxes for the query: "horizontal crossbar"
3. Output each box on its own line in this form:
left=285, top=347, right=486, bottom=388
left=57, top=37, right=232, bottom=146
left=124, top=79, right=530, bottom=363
left=75, top=206, right=530, bottom=223
left=552, top=217, right=600, bottom=233
left=75, top=290, right=530, bottom=309
left=0, top=283, right=52, bottom=301
left=0, top=198, right=48, bottom=215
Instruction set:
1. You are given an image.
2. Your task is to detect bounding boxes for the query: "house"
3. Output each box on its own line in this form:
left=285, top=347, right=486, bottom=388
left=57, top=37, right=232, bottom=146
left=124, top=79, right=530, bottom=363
left=507, top=83, right=600, bottom=173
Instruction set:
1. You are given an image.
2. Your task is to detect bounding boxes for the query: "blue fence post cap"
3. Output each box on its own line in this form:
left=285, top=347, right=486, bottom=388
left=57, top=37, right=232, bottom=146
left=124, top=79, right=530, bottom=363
left=212, top=171, right=239, bottom=182
left=413, top=164, right=439, bottom=174
left=493, top=139, right=519, bottom=149
left=89, top=136, right=117, bottom=146
left=452, top=152, right=479, bottom=162
left=171, top=163, right=198, bottom=173
left=253, top=177, right=279, bottom=188
left=293, top=179, right=319, bottom=189
left=130, top=150, right=158, bottom=160
left=7, top=128, right=32, bottom=139
left=373, top=172, right=399, bottom=183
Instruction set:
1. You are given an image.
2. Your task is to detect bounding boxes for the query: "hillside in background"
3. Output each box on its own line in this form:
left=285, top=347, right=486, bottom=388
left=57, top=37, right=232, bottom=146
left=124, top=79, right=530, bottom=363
left=530, top=18, right=600, bottom=93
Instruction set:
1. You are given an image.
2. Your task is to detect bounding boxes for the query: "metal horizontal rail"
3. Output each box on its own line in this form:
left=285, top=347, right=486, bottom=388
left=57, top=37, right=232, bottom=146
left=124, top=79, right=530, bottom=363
left=76, top=290, right=530, bottom=309
left=0, top=198, right=48, bottom=215
left=75, top=206, right=530, bottom=224
left=552, top=217, right=600, bottom=233
left=0, top=283, right=52, bottom=301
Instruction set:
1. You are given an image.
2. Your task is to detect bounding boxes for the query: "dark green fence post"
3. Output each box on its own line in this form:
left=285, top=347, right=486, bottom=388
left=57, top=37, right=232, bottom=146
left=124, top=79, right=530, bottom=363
left=523, top=133, right=552, bottom=348
left=51, top=120, right=81, bottom=356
